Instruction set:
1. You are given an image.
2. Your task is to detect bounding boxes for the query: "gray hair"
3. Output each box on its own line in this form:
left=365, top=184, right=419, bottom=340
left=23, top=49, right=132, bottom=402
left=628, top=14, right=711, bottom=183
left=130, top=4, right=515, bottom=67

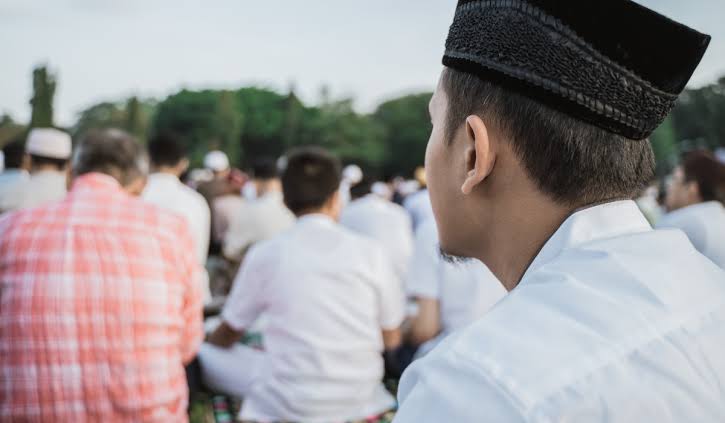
left=72, top=128, right=148, bottom=186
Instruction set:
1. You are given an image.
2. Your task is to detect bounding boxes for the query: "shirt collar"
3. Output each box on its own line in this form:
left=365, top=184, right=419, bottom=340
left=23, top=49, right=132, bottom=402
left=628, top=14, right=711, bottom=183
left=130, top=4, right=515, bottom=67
left=521, top=200, right=652, bottom=282
left=148, top=172, right=180, bottom=184
left=296, top=213, right=336, bottom=227
left=70, top=172, right=124, bottom=194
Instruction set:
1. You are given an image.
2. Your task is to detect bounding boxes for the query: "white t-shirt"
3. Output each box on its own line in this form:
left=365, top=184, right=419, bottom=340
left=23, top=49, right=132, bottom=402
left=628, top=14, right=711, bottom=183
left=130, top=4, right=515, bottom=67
left=406, top=219, right=506, bottom=356
left=396, top=201, right=725, bottom=422
left=222, top=191, right=295, bottom=261
left=143, top=173, right=211, bottom=265
left=657, top=201, right=725, bottom=268
left=4, top=170, right=67, bottom=211
left=222, top=214, right=405, bottom=422
left=340, top=194, right=414, bottom=281
left=403, top=189, right=434, bottom=230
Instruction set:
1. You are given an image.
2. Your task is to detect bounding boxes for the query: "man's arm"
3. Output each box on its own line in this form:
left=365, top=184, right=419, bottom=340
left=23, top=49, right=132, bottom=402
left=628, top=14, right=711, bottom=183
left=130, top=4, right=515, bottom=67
left=382, top=327, right=402, bottom=351
left=405, top=297, right=441, bottom=346
left=206, top=321, right=244, bottom=348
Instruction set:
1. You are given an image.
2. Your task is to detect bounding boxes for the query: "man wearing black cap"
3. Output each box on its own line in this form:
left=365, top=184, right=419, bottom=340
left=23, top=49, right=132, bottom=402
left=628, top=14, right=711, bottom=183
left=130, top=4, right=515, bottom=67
left=394, top=1, right=725, bottom=421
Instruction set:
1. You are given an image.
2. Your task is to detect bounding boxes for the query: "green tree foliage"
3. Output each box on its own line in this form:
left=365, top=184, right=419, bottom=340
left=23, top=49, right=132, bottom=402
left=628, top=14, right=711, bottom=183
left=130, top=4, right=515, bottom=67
left=649, top=117, right=678, bottom=177
left=670, top=78, right=725, bottom=150
left=373, top=93, right=433, bottom=177
left=73, top=97, right=154, bottom=142
left=29, top=66, right=56, bottom=128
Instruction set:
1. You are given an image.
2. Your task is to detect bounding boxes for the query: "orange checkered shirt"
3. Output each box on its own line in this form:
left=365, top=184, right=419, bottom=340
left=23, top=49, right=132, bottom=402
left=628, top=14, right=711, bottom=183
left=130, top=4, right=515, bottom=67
left=0, top=173, right=204, bottom=422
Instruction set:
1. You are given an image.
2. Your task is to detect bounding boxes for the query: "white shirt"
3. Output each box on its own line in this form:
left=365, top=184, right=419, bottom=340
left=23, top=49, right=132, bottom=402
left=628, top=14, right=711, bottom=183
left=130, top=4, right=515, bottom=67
left=222, top=191, right=295, bottom=261
left=657, top=201, right=725, bottom=268
left=222, top=214, right=405, bottom=422
left=0, top=169, right=28, bottom=213
left=340, top=194, right=414, bottom=281
left=403, top=189, right=434, bottom=230
left=406, top=219, right=506, bottom=356
left=212, top=194, right=246, bottom=243
left=3, top=170, right=66, bottom=211
left=142, top=173, right=211, bottom=266
left=396, top=201, right=725, bottom=422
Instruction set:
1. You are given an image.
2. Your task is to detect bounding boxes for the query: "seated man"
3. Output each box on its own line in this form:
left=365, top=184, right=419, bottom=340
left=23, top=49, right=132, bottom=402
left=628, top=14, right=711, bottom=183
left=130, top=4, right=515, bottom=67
left=4, top=128, right=72, bottom=211
left=404, top=218, right=506, bottom=359
left=200, top=147, right=404, bottom=423
left=0, top=129, right=203, bottom=421
left=340, top=175, right=414, bottom=282
left=658, top=150, right=725, bottom=268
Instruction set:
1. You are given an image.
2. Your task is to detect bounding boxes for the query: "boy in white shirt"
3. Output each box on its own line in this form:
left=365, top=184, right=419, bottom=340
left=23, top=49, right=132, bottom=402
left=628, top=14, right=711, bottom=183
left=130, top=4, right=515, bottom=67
left=200, top=147, right=404, bottom=423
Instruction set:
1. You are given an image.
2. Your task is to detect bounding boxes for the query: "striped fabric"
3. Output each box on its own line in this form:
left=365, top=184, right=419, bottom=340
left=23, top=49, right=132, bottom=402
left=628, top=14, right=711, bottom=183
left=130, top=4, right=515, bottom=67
left=0, top=173, right=204, bottom=422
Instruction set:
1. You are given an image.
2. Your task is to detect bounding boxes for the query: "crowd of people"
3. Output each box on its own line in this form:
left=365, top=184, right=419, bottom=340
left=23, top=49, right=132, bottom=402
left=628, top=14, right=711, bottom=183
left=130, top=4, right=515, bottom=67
left=2, top=0, right=725, bottom=422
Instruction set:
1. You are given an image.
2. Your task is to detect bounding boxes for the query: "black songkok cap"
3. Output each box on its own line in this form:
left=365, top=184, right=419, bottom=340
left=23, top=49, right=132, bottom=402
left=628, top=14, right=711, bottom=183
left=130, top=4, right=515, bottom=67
left=443, top=0, right=711, bottom=140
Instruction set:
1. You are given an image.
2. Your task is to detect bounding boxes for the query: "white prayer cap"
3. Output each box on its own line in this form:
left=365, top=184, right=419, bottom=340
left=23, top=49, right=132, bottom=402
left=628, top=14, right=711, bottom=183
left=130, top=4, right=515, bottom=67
left=204, top=150, right=230, bottom=172
left=26, top=128, right=72, bottom=159
left=343, top=164, right=363, bottom=185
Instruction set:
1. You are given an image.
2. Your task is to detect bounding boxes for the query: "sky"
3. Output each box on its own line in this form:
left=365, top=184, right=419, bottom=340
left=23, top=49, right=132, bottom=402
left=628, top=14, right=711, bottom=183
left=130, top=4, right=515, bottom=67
left=2, top=0, right=724, bottom=126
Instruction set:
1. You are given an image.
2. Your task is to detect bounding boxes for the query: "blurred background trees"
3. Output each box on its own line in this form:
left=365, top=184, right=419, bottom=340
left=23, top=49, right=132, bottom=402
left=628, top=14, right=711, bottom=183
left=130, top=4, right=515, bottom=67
left=2, top=65, right=724, bottom=177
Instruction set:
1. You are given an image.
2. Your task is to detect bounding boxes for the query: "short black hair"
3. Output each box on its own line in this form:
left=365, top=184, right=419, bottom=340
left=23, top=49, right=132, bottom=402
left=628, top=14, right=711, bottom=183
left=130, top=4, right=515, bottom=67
left=282, top=147, right=341, bottom=215
left=148, top=132, right=186, bottom=168
left=682, top=150, right=725, bottom=204
left=2, top=140, right=26, bottom=169
left=350, top=176, right=374, bottom=201
left=251, top=157, right=279, bottom=180
left=441, top=68, right=655, bottom=206
left=29, top=154, right=68, bottom=170
left=73, top=129, right=147, bottom=186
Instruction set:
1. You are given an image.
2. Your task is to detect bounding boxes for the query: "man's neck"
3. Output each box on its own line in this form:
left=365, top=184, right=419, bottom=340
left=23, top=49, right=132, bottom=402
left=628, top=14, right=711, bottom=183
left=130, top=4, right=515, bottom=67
left=153, top=167, right=181, bottom=179
left=475, top=197, right=571, bottom=291
left=256, top=179, right=282, bottom=197
left=31, top=165, right=64, bottom=174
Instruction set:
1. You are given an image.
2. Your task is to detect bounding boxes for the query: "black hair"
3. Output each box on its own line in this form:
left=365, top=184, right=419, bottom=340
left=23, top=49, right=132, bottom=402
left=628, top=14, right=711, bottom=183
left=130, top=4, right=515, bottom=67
left=148, top=132, right=186, bottom=168
left=251, top=157, right=279, bottom=180
left=441, top=68, right=655, bottom=206
left=281, top=147, right=341, bottom=215
left=350, top=176, right=374, bottom=201
left=2, top=140, right=26, bottom=169
left=682, top=150, right=725, bottom=204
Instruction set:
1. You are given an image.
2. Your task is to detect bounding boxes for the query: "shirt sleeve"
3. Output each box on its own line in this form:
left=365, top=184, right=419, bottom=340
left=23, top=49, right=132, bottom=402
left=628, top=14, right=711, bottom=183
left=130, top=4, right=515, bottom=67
left=375, top=245, right=406, bottom=330
left=178, top=222, right=204, bottom=364
left=221, top=244, right=270, bottom=331
left=396, top=347, right=526, bottom=422
left=405, top=222, right=442, bottom=299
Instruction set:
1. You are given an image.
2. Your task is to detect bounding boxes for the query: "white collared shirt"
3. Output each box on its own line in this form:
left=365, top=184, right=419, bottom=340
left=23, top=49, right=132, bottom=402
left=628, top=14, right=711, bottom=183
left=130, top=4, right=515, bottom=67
left=406, top=219, right=506, bottom=356
left=340, top=194, right=414, bottom=281
left=222, top=214, right=405, bottom=422
left=222, top=190, right=295, bottom=261
left=3, top=170, right=66, bottom=211
left=395, top=201, right=725, bottom=422
left=657, top=201, right=725, bottom=268
left=142, top=173, right=211, bottom=266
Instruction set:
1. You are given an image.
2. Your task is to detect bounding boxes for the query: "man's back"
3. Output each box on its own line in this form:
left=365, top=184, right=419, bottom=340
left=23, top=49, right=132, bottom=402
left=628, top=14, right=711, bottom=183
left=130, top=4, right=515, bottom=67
left=222, top=214, right=404, bottom=421
left=657, top=201, right=725, bottom=268
left=396, top=202, right=725, bottom=422
left=0, top=173, right=203, bottom=422
left=340, top=195, right=413, bottom=281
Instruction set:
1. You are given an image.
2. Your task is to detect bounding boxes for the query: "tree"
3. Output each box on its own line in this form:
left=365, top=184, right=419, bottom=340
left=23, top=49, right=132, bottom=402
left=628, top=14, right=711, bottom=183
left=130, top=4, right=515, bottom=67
left=29, top=65, right=56, bottom=128
left=373, top=93, right=433, bottom=177
left=73, top=102, right=127, bottom=139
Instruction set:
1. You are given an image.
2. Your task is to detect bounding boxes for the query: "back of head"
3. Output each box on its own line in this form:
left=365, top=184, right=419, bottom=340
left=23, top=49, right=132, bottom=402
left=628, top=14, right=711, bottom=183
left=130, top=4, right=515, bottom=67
left=148, top=132, right=186, bottom=168
left=251, top=157, right=279, bottom=180
left=72, top=128, right=148, bottom=186
left=350, top=176, right=374, bottom=201
left=2, top=140, right=25, bottom=169
left=281, top=147, right=341, bottom=215
left=441, top=68, right=656, bottom=207
left=682, top=150, right=725, bottom=205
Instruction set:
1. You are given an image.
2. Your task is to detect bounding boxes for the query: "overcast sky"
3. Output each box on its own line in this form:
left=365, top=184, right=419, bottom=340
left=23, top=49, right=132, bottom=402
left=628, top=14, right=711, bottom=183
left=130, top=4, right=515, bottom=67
left=2, top=0, right=724, bottom=126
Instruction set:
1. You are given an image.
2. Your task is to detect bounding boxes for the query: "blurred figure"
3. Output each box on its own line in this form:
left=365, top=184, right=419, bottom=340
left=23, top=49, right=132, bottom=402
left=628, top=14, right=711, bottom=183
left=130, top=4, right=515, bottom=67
left=201, top=147, right=404, bottom=423
left=0, top=140, right=29, bottom=213
left=197, top=150, right=239, bottom=253
left=340, top=175, right=414, bottom=282
left=634, top=182, right=664, bottom=226
left=0, top=129, right=203, bottom=421
left=404, top=219, right=506, bottom=360
left=223, top=157, right=294, bottom=262
left=340, top=163, right=363, bottom=206
left=658, top=150, right=725, bottom=267
left=143, top=133, right=212, bottom=301
left=402, top=167, right=433, bottom=230
left=3, top=128, right=71, bottom=211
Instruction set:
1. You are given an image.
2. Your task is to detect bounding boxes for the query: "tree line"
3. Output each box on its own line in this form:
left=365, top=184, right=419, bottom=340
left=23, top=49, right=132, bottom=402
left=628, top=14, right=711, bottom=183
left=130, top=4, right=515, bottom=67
left=2, top=66, right=724, bottom=178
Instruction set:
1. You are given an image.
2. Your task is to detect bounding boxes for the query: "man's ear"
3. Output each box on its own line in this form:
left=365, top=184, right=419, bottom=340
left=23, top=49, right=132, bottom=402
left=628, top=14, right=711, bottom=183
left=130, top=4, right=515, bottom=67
left=461, top=115, right=495, bottom=195
left=687, top=180, right=703, bottom=203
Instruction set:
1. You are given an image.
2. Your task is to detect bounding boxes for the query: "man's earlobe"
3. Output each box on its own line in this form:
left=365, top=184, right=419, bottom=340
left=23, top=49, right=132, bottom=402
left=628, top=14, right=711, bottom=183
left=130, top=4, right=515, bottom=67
left=461, top=115, right=494, bottom=195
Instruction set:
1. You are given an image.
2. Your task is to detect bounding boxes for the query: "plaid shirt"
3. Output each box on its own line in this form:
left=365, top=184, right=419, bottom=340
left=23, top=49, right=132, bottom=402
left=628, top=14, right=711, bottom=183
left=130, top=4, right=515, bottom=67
left=0, top=173, right=203, bottom=422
